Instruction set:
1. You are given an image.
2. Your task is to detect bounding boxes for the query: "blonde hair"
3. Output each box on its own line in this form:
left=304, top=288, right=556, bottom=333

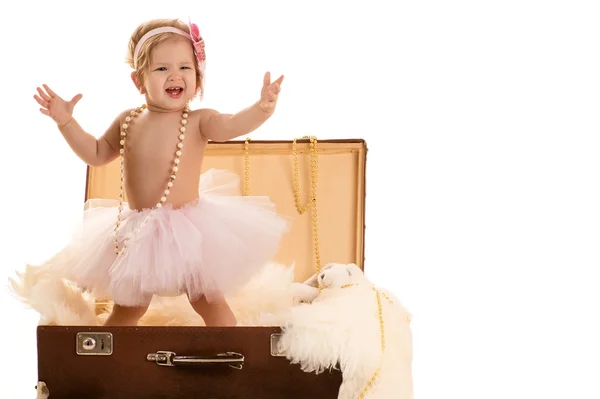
left=127, top=19, right=204, bottom=98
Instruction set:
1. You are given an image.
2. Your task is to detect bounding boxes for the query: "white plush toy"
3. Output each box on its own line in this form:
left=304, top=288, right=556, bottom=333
left=291, top=262, right=365, bottom=304
left=279, top=263, right=413, bottom=399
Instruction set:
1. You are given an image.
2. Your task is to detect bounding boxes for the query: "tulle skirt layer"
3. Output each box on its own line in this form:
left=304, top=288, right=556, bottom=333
left=47, top=169, right=289, bottom=306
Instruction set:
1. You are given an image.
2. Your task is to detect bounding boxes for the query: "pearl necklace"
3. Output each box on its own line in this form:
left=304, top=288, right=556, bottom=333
left=114, top=103, right=190, bottom=255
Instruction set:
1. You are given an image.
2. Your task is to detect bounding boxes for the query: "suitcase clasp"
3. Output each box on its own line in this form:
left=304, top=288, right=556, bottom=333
left=270, top=333, right=285, bottom=357
left=76, top=332, right=113, bottom=355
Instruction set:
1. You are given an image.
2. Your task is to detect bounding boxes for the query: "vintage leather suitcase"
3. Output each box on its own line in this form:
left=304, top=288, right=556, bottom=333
left=36, top=137, right=368, bottom=398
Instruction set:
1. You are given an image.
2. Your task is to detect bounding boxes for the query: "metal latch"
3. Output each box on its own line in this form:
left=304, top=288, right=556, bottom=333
left=270, top=333, right=285, bottom=357
left=76, top=332, right=113, bottom=355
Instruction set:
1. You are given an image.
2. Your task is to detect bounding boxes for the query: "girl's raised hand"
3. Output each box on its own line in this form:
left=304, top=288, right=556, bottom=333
left=34, top=84, right=83, bottom=126
left=258, top=72, right=284, bottom=115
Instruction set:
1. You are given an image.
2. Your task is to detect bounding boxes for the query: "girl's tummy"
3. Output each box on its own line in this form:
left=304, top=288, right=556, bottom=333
left=122, top=116, right=207, bottom=211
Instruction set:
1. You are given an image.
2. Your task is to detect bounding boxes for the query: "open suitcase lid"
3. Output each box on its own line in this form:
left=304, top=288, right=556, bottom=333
left=85, top=138, right=367, bottom=282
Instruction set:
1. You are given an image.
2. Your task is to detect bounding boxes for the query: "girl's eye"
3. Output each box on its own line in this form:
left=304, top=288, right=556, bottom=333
left=155, top=67, right=167, bottom=71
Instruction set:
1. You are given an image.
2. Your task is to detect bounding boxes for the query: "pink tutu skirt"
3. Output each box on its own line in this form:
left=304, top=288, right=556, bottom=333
left=47, top=169, right=289, bottom=306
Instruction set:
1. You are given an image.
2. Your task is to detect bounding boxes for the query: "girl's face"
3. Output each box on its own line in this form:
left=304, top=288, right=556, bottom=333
left=142, top=37, right=197, bottom=110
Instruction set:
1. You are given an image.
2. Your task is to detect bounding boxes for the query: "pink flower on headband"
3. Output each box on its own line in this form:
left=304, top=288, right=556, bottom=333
left=188, top=21, right=206, bottom=65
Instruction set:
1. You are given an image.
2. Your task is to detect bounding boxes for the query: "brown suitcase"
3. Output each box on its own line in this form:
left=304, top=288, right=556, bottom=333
left=36, top=138, right=368, bottom=398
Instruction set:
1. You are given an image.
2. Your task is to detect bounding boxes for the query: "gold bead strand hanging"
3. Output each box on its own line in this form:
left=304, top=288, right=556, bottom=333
left=244, top=136, right=323, bottom=285
left=355, top=287, right=386, bottom=399
left=292, top=136, right=322, bottom=283
left=292, top=136, right=318, bottom=214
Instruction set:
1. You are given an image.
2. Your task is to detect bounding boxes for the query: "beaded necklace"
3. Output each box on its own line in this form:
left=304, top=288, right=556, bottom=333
left=113, top=104, right=190, bottom=255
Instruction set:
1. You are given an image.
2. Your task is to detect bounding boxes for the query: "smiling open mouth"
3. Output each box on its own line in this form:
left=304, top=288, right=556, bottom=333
left=166, top=87, right=184, bottom=98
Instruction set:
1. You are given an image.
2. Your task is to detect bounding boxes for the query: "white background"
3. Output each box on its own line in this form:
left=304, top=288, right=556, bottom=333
left=1, top=1, right=599, bottom=398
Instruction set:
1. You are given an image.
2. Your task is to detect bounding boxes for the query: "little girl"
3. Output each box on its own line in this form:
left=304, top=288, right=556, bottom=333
left=31, top=18, right=289, bottom=326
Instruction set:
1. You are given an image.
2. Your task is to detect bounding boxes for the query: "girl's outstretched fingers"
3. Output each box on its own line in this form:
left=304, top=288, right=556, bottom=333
left=34, top=87, right=50, bottom=115
left=259, top=72, right=284, bottom=113
left=32, top=84, right=82, bottom=125
left=43, top=84, right=58, bottom=98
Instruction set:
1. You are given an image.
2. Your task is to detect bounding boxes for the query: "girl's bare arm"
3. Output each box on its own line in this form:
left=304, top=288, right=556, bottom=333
left=58, top=110, right=129, bottom=167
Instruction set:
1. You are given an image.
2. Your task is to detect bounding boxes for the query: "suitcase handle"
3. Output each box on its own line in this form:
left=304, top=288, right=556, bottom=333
left=147, top=351, right=244, bottom=370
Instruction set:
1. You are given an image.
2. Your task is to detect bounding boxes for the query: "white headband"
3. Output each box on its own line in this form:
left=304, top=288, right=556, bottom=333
left=133, top=27, right=191, bottom=69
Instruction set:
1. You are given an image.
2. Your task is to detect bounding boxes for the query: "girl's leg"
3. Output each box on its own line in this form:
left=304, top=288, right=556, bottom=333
left=188, top=294, right=237, bottom=326
left=104, top=303, right=150, bottom=326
